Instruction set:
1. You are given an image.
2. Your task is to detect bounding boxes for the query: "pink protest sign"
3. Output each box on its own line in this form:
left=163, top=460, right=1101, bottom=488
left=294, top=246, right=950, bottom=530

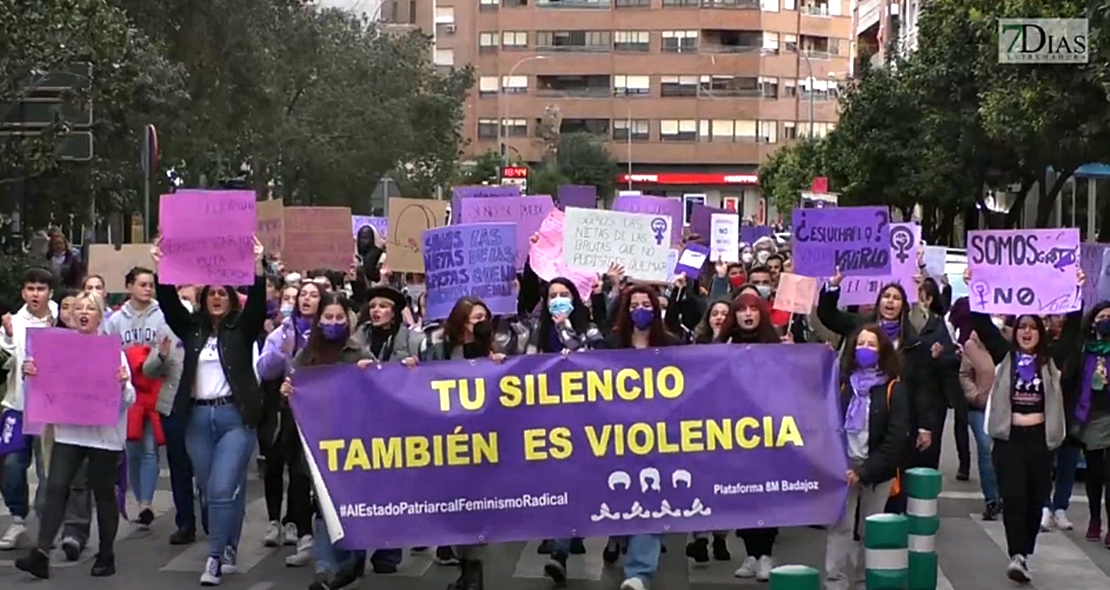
left=837, top=223, right=920, bottom=306
left=967, top=229, right=1081, bottom=315
left=25, top=329, right=123, bottom=427
left=159, top=190, right=256, bottom=285
left=529, top=209, right=596, bottom=300
left=456, top=195, right=554, bottom=269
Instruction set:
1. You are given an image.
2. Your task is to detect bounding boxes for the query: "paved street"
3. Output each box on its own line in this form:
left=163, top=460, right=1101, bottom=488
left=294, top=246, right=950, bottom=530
left=1, top=417, right=1109, bottom=589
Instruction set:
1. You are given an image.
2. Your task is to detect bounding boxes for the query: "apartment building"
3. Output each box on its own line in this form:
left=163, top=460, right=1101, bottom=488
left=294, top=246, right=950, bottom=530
left=854, top=0, right=920, bottom=66
left=433, top=0, right=852, bottom=214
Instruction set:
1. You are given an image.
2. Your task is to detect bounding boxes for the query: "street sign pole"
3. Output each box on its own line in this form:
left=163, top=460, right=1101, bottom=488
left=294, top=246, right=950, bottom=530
left=140, top=124, right=158, bottom=242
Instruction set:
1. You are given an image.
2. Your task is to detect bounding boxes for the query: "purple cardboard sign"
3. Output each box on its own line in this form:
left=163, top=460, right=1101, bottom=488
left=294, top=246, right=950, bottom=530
left=455, top=196, right=555, bottom=270
left=674, top=243, right=710, bottom=278
left=837, top=223, right=920, bottom=306
left=159, top=190, right=257, bottom=286
left=1080, top=243, right=1110, bottom=308
left=451, top=186, right=522, bottom=224
left=613, top=195, right=683, bottom=245
left=791, top=206, right=891, bottom=278
left=291, top=343, right=847, bottom=549
left=353, top=215, right=387, bottom=239
left=422, top=223, right=517, bottom=320
left=556, top=185, right=597, bottom=210
left=690, top=204, right=729, bottom=238
left=25, top=329, right=123, bottom=427
left=967, top=229, right=1081, bottom=315
left=740, top=225, right=773, bottom=244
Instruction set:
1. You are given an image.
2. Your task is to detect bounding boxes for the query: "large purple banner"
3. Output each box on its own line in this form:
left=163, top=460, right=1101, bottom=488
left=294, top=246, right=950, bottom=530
left=291, top=344, right=849, bottom=549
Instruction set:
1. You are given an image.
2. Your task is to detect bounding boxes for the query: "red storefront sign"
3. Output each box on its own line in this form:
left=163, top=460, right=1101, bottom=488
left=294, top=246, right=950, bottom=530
left=618, top=173, right=758, bottom=185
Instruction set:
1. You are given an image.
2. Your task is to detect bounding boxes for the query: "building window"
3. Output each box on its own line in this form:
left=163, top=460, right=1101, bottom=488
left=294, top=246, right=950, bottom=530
left=500, top=75, right=529, bottom=94
left=763, top=32, right=779, bottom=53
left=479, top=32, right=499, bottom=53
left=433, top=49, right=454, bottom=66
left=758, top=120, right=778, bottom=143
left=798, top=121, right=834, bottom=138
left=504, top=0, right=528, bottom=5
left=613, top=119, right=651, bottom=141
left=660, top=75, right=698, bottom=97
left=701, top=0, right=759, bottom=8
left=783, top=78, right=796, bottom=97
left=799, top=78, right=838, bottom=100
left=537, top=0, right=611, bottom=7
left=614, top=31, right=650, bottom=52
left=661, top=30, right=698, bottom=52
left=783, top=121, right=797, bottom=140
left=802, top=0, right=830, bottom=15
left=613, top=75, right=651, bottom=96
left=783, top=0, right=796, bottom=9
left=783, top=34, right=797, bottom=52
left=662, top=0, right=698, bottom=5
left=434, top=7, right=455, bottom=22
left=758, top=76, right=778, bottom=98
left=503, top=118, right=529, bottom=137
left=479, top=0, right=499, bottom=8
left=801, top=35, right=832, bottom=58
left=761, top=0, right=779, bottom=11
left=502, top=31, right=528, bottom=48
left=478, top=118, right=499, bottom=139
left=697, top=119, right=756, bottom=142
left=660, top=119, right=697, bottom=141
left=478, top=76, right=500, bottom=97
left=536, top=30, right=611, bottom=51
left=409, top=0, right=416, bottom=23
left=616, top=0, right=650, bottom=7
left=698, top=75, right=759, bottom=97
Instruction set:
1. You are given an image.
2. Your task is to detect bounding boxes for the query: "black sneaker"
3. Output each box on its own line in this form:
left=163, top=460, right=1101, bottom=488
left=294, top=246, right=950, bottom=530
left=436, top=545, right=460, bottom=565
left=91, top=553, right=116, bottom=577
left=602, top=539, right=620, bottom=564
left=61, top=537, right=83, bottom=562
left=136, top=508, right=155, bottom=529
left=170, top=527, right=196, bottom=545
left=15, top=548, right=50, bottom=579
left=685, top=537, right=709, bottom=563
left=308, top=572, right=332, bottom=590
left=983, top=501, right=1002, bottom=521
left=332, top=570, right=360, bottom=589
left=543, top=554, right=568, bottom=588
left=569, top=537, right=586, bottom=555
left=712, top=536, right=732, bottom=561
left=537, top=539, right=553, bottom=554
left=956, top=469, right=970, bottom=482
left=372, top=560, right=397, bottom=574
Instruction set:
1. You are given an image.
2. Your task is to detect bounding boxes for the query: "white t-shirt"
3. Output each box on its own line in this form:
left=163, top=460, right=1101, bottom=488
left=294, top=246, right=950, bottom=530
left=195, top=337, right=232, bottom=400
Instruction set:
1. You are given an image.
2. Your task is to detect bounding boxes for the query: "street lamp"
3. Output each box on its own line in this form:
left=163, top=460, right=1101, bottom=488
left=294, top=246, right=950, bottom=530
left=499, top=55, right=548, bottom=169
left=801, top=52, right=841, bottom=139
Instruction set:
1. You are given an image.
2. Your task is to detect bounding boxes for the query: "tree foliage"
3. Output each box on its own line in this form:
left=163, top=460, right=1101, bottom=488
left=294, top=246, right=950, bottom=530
left=0, top=0, right=473, bottom=239
left=758, top=0, right=1109, bottom=242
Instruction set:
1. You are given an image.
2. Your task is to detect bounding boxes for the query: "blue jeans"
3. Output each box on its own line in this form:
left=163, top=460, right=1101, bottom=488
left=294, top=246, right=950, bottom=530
left=185, top=402, right=256, bottom=560
left=127, top=420, right=160, bottom=505
left=162, top=410, right=197, bottom=531
left=623, top=534, right=661, bottom=583
left=1044, top=443, right=1080, bottom=511
left=1, top=437, right=32, bottom=519
left=314, top=516, right=366, bottom=576
left=967, top=411, right=1000, bottom=504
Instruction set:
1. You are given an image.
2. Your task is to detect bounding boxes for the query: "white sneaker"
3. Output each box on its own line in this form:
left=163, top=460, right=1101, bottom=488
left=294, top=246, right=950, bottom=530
left=221, top=546, right=238, bottom=574
left=756, top=555, right=774, bottom=581
left=1006, top=555, right=1031, bottom=584
left=0, top=518, right=27, bottom=550
left=1039, top=507, right=1054, bottom=532
left=1054, top=509, right=1074, bottom=531
left=734, top=555, right=758, bottom=578
left=200, top=556, right=222, bottom=586
left=263, top=521, right=281, bottom=547
left=283, top=522, right=298, bottom=546
left=619, top=577, right=647, bottom=590
left=284, top=535, right=314, bottom=567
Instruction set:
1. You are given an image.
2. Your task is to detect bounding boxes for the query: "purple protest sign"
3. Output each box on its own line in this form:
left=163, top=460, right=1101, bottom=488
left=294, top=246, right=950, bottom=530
left=291, top=343, right=847, bottom=549
left=740, top=225, right=773, bottom=244
left=613, top=195, right=683, bottom=245
left=422, top=223, right=517, bottom=320
left=792, top=206, right=891, bottom=278
left=158, top=190, right=256, bottom=285
left=674, top=243, right=710, bottom=278
left=967, top=229, right=1081, bottom=315
left=690, top=204, right=729, bottom=238
left=25, top=329, right=123, bottom=427
left=352, top=215, right=387, bottom=239
left=557, top=185, right=597, bottom=210
left=837, top=223, right=920, bottom=306
left=451, top=185, right=521, bottom=224
left=1080, top=243, right=1110, bottom=308
left=456, top=196, right=554, bottom=269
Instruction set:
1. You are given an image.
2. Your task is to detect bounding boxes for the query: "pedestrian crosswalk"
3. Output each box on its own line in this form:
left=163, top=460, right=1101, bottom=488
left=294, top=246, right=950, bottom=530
left=1, top=491, right=1110, bottom=590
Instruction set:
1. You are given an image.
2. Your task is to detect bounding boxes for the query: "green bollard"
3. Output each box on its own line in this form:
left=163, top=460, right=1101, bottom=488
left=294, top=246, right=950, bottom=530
left=865, top=513, right=909, bottom=589
left=905, top=467, right=943, bottom=590
left=769, top=564, right=821, bottom=590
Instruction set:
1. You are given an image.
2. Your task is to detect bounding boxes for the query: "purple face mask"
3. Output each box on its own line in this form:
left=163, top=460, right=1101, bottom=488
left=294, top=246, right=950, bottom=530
left=321, top=323, right=348, bottom=343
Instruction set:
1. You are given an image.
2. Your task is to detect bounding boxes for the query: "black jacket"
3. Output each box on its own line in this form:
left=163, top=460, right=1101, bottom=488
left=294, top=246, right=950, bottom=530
left=156, top=275, right=268, bottom=427
left=840, top=377, right=911, bottom=486
left=816, top=286, right=939, bottom=433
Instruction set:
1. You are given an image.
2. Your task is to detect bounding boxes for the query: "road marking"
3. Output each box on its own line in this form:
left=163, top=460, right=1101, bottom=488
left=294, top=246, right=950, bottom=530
left=941, top=490, right=1086, bottom=501
left=161, top=497, right=274, bottom=574
left=246, top=583, right=274, bottom=590
left=972, top=513, right=1110, bottom=587
left=512, top=537, right=606, bottom=581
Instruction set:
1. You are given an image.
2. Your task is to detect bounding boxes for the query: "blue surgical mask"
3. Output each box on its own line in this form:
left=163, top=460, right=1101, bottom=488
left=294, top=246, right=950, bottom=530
left=548, top=296, right=574, bottom=318
left=321, top=323, right=348, bottom=342
left=855, top=347, right=879, bottom=369
left=630, top=307, right=655, bottom=330
left=755, top=285, right=772, bottom=299
left=280, top=304, right=294, bottom=317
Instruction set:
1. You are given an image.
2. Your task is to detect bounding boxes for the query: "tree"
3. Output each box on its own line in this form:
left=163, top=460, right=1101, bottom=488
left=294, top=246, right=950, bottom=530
left=758, top=138, right=827, bottom=215
left=552, top=133, right=619, bottom=197
left=455, top=150, right=501, bottom=187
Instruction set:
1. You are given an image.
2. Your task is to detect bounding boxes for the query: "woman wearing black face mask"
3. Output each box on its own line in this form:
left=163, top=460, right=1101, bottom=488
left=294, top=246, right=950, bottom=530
left=1068, top=302, right=1110, bottom=545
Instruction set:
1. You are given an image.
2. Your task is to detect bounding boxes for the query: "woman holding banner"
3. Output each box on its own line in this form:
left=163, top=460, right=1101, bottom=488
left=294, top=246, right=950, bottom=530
left=603, top=284, right=681, bottom=590
left=965, top=267, right=1082, bottom=584
left=1070, top=301, right=1110, bottom=545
